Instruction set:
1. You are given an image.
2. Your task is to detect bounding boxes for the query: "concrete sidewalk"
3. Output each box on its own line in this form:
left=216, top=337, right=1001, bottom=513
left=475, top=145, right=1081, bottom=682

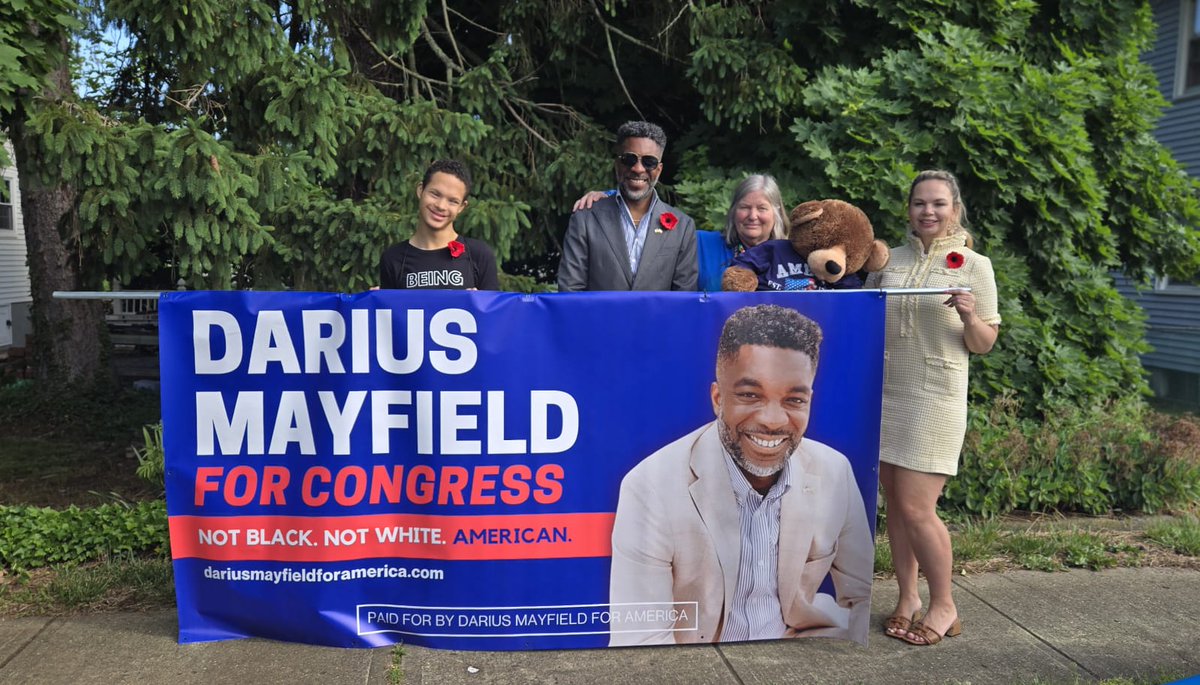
left=1, top=567, right=1197, bottom=685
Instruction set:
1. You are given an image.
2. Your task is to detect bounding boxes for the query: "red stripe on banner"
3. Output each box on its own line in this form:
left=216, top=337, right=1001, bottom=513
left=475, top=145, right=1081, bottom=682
left=169, top=513, right=614, bottom=562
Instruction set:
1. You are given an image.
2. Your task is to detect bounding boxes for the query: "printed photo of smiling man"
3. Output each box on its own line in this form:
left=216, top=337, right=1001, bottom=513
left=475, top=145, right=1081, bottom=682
left=608, top=304, right=874, bottom=646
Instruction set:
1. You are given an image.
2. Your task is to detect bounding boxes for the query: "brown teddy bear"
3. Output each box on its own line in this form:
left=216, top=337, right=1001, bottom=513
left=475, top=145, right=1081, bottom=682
left=721, top=199, right=890, bottom=291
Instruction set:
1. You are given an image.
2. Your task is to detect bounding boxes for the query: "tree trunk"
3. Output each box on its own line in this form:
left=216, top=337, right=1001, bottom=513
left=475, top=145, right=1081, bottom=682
left=7, top=57, right=111, bottom=386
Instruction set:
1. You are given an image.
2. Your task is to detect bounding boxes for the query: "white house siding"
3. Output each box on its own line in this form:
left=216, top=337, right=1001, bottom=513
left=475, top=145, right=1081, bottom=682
left=0, top=141, right=31, bottom=348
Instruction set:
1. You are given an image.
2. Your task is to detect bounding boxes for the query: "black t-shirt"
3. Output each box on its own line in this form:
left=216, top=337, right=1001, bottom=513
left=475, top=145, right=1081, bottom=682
left=379, top=237, right=501, bottom=290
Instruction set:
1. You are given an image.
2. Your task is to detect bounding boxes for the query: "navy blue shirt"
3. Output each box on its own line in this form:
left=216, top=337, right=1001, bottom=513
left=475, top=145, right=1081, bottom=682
left=730, top=239, right=864, bottom=291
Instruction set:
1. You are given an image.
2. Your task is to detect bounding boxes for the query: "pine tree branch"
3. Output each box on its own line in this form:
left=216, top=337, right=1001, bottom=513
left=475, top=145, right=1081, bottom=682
left=439, top=0, right=466, bottom=69
left=657, top=1, right=694, bottom=39
left=599, top=19, right=644, bottom=120
left=408, top=50, right=437, bottom=100
left=501, top=98, right=558, bottom=150
left=587, top=0, right=685, bottom=64
left=354, top=23, right=449, bottom=94
left=445, top=5, right=503, bottom=36
left=420, top=19, right=464, bottom=75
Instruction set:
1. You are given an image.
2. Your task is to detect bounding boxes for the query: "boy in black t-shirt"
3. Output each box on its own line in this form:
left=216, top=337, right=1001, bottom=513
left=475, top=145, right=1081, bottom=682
left=379, top=160, right=501, bottom=290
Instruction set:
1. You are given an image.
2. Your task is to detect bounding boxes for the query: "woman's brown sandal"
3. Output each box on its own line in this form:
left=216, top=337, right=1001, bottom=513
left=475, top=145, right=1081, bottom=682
left=883, top=610, right=923, bottom=640
left=901, top=617, right=962, bottom=646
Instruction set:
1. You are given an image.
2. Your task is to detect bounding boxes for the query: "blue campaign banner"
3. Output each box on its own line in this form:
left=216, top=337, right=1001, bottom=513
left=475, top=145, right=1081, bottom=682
left=160, top=290, right=884, bottom=649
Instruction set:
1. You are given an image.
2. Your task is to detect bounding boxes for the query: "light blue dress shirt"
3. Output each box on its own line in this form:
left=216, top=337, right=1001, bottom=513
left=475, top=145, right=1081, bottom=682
left=720, top=451, right=791, bottom=641
left=617, top=192, right=659, bottom=276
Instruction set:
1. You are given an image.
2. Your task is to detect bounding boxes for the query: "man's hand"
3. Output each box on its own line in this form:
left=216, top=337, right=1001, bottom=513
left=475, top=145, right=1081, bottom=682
left=572, top=191, right=609, bottom=212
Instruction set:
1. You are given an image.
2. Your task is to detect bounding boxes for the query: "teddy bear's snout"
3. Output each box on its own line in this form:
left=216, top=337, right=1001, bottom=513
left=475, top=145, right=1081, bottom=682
left=825, top=261, right=843, bottom=275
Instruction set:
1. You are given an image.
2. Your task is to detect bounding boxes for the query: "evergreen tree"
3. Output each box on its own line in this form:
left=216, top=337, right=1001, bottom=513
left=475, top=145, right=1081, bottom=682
left=1, top=0, right=1196, bottom=412
left=2, top=0, right=109, bottom=383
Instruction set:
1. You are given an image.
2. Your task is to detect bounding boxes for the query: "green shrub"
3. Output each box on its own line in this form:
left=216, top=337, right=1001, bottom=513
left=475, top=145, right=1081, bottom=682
left=0, top=501, right=168, bottom=572
left=944, top=397, right=1200, bottom=517
left=944, top=394, right=1031, bottom=517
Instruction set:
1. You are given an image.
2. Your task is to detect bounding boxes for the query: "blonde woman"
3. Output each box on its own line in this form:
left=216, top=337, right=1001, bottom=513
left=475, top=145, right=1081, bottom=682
left=865, top=169, right=1001, bottom=646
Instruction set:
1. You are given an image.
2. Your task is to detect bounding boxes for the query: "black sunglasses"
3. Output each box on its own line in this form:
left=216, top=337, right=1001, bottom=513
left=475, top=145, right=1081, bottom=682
left=616, top=153, right=660, bottom=171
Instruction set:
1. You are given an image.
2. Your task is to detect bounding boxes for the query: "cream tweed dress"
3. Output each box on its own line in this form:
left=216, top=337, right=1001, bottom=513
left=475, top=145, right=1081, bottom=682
left=864, top=231, right=1001, bottom=476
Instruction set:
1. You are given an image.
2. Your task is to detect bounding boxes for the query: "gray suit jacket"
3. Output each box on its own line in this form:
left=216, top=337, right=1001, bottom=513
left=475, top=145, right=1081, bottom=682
left=608, top=422, right=874, bottom=646
left=556, top=196, right=698, bottom=291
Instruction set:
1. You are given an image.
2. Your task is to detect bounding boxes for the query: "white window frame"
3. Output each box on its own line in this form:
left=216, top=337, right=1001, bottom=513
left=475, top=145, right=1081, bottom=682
left=0, top=176, right=13, bottom=232
left=1153, top=274, right=1200, bottom=291
left=1177, top=0, right=1200, bottom=98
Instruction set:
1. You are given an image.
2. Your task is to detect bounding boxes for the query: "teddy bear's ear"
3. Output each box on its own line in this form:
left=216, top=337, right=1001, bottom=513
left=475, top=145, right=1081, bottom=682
left=790, top=201, right=824, bottom=227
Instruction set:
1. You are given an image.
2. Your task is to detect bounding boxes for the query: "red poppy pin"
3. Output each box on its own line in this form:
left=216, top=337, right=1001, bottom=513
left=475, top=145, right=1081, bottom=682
left=448, top=240, right=465, bottom=258
left=659, top=212, right=678, bottom=231
left=946, top=252, right=964, bottom=269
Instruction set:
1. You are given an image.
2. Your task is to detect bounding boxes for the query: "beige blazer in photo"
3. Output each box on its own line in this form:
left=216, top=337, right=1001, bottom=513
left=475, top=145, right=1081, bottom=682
left=608, top=422, right=874, bottom=646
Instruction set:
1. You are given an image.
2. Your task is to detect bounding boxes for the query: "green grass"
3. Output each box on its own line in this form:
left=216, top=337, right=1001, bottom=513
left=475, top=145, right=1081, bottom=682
left=0, top=557, right=174, bottom=616
left=1001, top=531, right=1124, bottom=571
left=952, top=519, right=1004, bottom=563
left=0, top=380, right=170, bottom=616
left=0, top=437, right=154, bottom=507
left=387, top=644, right=404, bottom=684
left=1144, top=516, right=1200, bottom=556
left=873, top=527, right=894, bottom=574
left=875, top=518, right=1166, bottom=575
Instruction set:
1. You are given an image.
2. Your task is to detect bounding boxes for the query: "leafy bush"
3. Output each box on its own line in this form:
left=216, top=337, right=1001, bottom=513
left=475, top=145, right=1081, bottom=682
left=0, top=501, right=168, bottom=572
left=944, top=396, right=1200, bottom=517
left=779, top=5, right=1200, bottom=416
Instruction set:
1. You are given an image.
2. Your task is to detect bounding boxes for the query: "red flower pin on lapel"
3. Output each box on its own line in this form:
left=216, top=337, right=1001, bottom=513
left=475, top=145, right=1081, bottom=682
left=659, top=212, right=678, bottom=231
left=448, top=240, right=465, bottom=258
left=946, top=252, right=964, bottom=269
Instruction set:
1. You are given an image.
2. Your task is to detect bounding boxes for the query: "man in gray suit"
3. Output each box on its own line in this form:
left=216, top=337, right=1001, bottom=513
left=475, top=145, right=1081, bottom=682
left=556, top=121, right=698, bottom=291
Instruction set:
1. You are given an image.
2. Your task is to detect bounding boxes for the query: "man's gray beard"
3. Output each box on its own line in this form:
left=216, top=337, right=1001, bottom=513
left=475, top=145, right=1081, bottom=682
left=716, top=417, right=795, bottom=479
left=617, top=175, right=656, bottom=202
